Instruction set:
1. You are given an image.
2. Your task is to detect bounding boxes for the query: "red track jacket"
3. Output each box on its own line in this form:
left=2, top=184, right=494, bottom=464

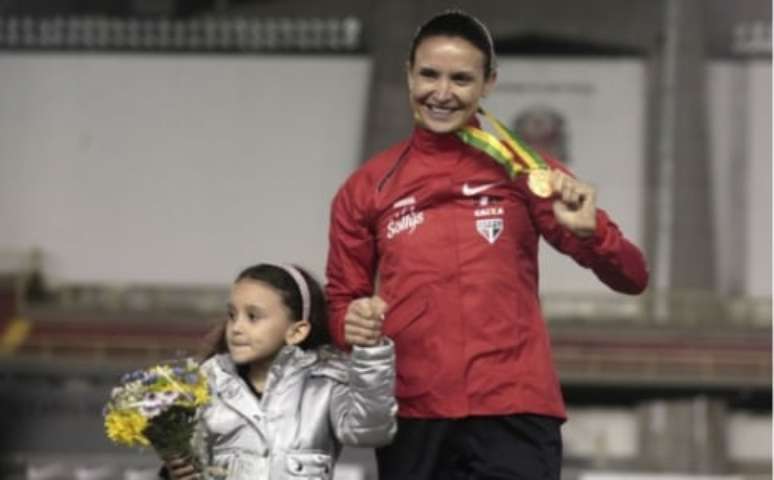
left=326, top=125, right=649, bottom=419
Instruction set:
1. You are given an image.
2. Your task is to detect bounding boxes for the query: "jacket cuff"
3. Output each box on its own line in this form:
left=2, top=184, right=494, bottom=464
left=578, top=211, right=610, bottom=252
left=351, top=338, right=394, bottom=362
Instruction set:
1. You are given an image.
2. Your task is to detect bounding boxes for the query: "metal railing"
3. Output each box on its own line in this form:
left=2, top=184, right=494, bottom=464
left=0, top=15, right=363, bottom=52
left=7, top=281, right=773, bottom=328
left=541, top=290, right=771, bottom=327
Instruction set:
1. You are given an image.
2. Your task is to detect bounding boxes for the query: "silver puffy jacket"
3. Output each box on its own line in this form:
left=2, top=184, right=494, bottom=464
left=193, top=341, right=397, bottom=480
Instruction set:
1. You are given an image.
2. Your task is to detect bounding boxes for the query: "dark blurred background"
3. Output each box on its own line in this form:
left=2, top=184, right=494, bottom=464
left=0, top=0, right=770, bottom=479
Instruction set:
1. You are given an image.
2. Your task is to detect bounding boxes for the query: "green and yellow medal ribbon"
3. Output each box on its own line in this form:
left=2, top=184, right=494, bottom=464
left=481, top=108, right=548, bottom=171
left=456, top=125, right=524, bottom=178
left=456, top=108, right=553, bottom=197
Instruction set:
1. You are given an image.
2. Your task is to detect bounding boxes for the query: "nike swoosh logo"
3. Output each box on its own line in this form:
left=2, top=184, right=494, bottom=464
left=462, top=182, right=500, bottom=196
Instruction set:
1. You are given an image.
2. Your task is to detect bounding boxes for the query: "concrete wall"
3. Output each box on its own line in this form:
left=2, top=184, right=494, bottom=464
left=708, top=61, right=772, bottom=297
left=0, top=53, right=370, bottom=285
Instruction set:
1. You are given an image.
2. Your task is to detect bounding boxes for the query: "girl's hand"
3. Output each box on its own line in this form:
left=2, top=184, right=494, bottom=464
left=164, top=456, right=200, bottom=480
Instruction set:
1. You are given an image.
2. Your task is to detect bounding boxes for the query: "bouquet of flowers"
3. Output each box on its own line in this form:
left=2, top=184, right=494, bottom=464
left=103, top=357, right=210, bottom=463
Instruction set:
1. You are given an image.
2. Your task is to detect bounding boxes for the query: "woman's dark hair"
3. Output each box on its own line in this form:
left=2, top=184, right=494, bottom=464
left=408, top=10, right=496, bottom=78
left=203, top=263, right=331, bottom=359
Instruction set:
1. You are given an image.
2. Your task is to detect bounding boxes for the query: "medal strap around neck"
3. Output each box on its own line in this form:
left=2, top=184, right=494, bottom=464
left=455, top=108, right=549, bottom=177
left=456, top=124, right=523, bottom=178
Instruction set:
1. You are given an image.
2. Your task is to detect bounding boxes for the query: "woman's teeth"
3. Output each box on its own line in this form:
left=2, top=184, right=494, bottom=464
left=426, top=104, right=458, bottom=120
left=428, top=105, right=453, bottom=113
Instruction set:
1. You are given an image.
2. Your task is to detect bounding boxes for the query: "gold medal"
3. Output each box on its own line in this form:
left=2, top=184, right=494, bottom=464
left=527, top=169, right=552, bottom=198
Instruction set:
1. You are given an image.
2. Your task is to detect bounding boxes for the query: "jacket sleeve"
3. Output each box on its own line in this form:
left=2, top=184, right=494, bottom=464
left=529, top=158, right=649, bottom=295
left=328, top=340, right=398, bottom=447
left=325, top=178, right=379, bottom=349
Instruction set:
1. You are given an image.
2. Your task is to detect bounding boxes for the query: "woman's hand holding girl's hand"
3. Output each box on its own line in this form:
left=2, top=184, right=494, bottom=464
left=344, top=296, right=388, bottom=347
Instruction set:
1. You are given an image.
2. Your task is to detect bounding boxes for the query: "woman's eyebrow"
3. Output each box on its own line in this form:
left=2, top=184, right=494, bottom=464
left=451, top=71, right=475, bottom=80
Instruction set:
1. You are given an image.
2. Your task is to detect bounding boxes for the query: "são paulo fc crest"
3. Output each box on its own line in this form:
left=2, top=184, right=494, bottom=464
left=476, top=218, right=503, bottom=244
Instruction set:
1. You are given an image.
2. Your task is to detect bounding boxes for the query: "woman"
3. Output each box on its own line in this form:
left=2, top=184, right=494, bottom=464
left=325, top=10, right=648, bottom=480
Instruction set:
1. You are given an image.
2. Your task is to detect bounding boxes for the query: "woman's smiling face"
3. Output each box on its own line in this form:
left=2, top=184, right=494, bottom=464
left=407, top=35, right=496, bottom=134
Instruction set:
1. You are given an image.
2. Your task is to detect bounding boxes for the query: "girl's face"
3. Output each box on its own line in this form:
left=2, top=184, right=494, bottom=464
left=225, top=279, right=308, bottom=366
left=407, top=35, right=496, bottom=134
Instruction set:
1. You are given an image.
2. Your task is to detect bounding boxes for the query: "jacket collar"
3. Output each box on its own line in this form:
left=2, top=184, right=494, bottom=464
left=410, top=116, right=482, bottom=154
left=212, top=345, right=319, bottom=393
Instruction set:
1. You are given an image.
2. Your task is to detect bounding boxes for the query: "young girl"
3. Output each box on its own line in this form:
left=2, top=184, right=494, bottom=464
left=164, top=263, right=396, bottom=480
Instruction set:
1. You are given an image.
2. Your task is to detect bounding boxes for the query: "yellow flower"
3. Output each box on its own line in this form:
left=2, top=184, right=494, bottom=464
left=105, top=410, right=150, bottom=447
left=192, top=380, right=210, bottom=406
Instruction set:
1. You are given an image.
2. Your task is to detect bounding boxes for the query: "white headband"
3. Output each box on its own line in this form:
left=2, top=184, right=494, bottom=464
left=268, top=263, right=310, bottom=322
